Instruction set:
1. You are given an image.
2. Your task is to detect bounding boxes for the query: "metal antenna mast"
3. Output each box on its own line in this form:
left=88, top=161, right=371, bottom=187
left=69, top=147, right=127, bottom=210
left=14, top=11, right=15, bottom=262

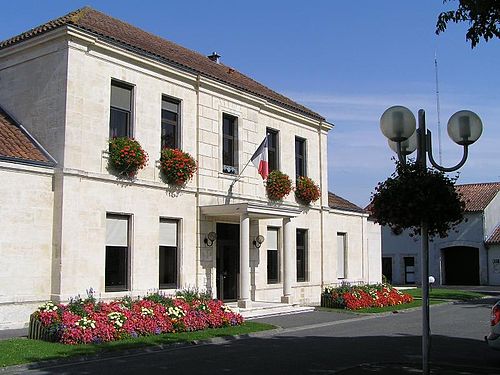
left=434, top=52, right=443, bottom=164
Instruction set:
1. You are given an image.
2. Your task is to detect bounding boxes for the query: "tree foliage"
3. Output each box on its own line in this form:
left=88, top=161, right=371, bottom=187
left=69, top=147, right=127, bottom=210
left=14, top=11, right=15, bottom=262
left=436, top=0, right=500, bottom=48
left=370, top=160, right=465, bottom=238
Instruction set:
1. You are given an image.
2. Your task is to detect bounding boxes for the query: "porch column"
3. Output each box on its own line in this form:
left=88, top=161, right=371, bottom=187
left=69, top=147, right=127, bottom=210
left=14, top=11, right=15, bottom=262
left=281, top=217, right=294, bottom=304
left=238, top=213, right=251, bottom=308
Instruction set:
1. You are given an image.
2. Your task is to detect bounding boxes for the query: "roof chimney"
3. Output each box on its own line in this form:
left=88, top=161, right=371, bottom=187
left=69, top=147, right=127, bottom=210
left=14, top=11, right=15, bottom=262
left=207, top=52, right=221, bottom=64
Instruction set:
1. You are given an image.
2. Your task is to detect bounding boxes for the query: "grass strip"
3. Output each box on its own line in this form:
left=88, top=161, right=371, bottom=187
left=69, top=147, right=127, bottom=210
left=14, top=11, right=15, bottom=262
left=317, top=299, right=444, bottom=314
left=403, top=288, right=485, bottom=301
left=0, top=322, right=275, bottom=368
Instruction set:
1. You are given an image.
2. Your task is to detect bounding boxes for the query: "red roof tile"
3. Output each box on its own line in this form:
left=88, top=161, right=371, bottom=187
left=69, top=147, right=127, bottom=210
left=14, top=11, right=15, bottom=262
left=486, top=226, right=500, bottom=245
left=328, top=192, right=366, bottom=214
left=0, top=7, right=324, bottom=122
left=0, top=107, right=53, bottom=164
left=456, top=182, right=500, bottom=212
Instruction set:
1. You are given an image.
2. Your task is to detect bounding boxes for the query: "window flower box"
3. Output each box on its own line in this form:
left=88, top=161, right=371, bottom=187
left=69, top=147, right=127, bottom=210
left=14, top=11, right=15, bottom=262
left=108, top=137, right=148, bottom=178
left=160, top=148, right=197, bottom=185
left=265, top=170, right=292, bottom=201
left=295, top=176, right=320, bottom=205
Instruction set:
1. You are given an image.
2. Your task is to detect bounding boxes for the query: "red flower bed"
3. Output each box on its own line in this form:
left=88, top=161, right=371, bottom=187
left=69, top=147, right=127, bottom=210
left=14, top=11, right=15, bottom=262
left=31, top=292, right=243, bottom=345
left=322, top=283, right=413, bottom=310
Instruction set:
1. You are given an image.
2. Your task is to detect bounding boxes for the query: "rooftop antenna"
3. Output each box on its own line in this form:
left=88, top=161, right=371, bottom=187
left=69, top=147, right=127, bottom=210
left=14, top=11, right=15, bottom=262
left=434, top=51, right=443, bottom=164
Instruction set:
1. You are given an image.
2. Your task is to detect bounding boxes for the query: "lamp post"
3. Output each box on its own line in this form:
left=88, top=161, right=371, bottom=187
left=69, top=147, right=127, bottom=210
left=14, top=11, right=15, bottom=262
left=380, top=106, right=482, bottom=375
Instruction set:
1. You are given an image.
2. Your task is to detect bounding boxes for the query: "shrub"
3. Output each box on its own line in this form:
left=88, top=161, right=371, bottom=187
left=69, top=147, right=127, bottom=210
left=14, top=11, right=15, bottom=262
left=160, top=148, right=197, bottom=186
left=265, top=170, right=292, bottom=200
left=295, top=176, right=321, bottom=205
left=108, top=137, right=148, bottom=178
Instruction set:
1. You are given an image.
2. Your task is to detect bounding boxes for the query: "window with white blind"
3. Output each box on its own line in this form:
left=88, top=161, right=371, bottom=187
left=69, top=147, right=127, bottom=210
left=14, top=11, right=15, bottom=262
left=337, top=233, right=347, bottom=279
left=159, top=219, right=178, bottom=289
left=267, top=228, right=279, bottom=284
left=105, top=214, right=130, bottom=292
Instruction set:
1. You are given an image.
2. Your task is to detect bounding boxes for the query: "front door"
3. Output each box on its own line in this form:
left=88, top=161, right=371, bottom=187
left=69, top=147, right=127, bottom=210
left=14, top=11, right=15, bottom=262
left=216, top=223, right=240, bottom=301
left=382, top=257, right=392, bottom=284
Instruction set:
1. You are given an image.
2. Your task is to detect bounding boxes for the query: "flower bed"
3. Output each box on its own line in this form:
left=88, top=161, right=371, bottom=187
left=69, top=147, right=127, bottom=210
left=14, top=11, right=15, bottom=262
left=29, top=291, right=243, bottom=345
left=295, top=176, right=320, bottom=205
left=321, top=283, right=413, bottom=310
left=160, top=148, right=197, bottom=185
left=265, top=170, right=292, bottom=200
left=108, top=137, right=148, bottom=178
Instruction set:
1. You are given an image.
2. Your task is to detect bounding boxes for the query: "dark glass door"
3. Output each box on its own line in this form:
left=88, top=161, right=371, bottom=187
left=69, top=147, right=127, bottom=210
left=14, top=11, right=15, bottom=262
left=216, top=223, right=240, bottom=301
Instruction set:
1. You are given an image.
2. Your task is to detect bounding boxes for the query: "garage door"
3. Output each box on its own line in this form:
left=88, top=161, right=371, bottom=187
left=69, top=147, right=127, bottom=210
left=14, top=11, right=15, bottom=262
left=442, top=246, right=479, bottom=285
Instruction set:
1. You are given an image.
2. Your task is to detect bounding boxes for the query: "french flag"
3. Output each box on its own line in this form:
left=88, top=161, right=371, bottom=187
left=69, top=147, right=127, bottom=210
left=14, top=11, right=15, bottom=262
left=251, top=136, right=269, bottom=180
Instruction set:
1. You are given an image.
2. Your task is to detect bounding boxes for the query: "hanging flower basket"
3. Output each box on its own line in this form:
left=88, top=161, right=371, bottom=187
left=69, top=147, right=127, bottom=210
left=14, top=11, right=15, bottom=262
left=108, top=137, right=148, bottom=178
left=160, top=148, right=197, bottom=186
left=295, top=176, right=321, bottom=205
left=265, top=170, right=292, bottom=201
left=370, top=160, right=465, bottom=238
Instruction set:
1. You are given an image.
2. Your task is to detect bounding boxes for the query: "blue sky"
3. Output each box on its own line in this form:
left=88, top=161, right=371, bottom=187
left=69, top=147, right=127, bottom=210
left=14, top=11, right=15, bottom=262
left=1, top=1, right=498, bottom=206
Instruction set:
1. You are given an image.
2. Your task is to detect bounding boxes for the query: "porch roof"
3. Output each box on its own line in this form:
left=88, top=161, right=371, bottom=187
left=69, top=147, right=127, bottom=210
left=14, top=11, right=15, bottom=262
left=200, top=202, right=302, bottom=219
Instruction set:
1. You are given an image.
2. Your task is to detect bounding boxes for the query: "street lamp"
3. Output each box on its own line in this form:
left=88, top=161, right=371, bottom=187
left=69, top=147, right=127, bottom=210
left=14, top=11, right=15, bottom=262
left=380, top=106, right=482, bottom=375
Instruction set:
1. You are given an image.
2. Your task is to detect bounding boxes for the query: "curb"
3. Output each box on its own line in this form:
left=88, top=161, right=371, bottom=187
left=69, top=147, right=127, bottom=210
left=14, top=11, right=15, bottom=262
left=0, top=327, right=282, bottom=374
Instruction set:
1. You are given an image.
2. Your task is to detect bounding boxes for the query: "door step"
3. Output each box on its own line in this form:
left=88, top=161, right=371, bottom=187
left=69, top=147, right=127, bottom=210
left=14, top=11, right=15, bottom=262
left=225, top=301, right=315, bottom=320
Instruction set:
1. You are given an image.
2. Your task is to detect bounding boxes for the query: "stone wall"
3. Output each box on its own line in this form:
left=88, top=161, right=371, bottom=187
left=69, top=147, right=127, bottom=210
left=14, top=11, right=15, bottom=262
left=0, top=163, right=54, bottom=329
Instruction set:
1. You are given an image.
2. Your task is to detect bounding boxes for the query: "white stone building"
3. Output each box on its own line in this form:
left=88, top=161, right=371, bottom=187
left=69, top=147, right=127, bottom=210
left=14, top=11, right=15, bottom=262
left=381, top=182, right=500, bottom=286
left=0, top=7, right=381, bottom=329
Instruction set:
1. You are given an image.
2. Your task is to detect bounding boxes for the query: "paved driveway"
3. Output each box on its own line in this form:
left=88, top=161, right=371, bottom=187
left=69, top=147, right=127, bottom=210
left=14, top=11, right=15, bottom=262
left=5, top=298, right=500, bottom=374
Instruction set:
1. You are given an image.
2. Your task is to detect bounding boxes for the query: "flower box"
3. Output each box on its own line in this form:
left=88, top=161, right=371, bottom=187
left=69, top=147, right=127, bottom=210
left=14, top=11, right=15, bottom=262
left=295, top=176, right=320, bottom=205
left=160, top=148, right=197, bottom=186
left=265, top=170, right=292, bottom=201
left=108, top=137, right=148, bottom=178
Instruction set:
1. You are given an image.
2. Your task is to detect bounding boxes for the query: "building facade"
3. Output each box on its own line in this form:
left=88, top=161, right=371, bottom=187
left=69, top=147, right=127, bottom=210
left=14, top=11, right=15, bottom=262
left=381, top=182, right=500, bottom=286
left=0, top=8, right=381, bottom=329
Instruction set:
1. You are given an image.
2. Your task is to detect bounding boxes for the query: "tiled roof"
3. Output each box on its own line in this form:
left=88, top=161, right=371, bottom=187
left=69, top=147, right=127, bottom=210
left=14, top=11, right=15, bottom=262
left=0, top=7, right=325, bottom=122
left=486, top=226, right=500, bottom=245
left=456, top=182, right=500, bottom=212
left=328, top=192, right=366, bottom=214
left=0, top=106, right=54, bottom=165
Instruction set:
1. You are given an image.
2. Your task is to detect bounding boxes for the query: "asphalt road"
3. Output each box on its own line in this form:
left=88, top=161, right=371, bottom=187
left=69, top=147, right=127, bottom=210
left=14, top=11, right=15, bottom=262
left=6, top=298, right=500, bottom=374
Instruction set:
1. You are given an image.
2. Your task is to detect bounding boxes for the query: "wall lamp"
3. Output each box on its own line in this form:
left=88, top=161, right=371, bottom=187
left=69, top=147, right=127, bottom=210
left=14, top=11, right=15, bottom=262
left=204, top=232, right=217, bottom=247
left=253, top=235, right=265, bottom=249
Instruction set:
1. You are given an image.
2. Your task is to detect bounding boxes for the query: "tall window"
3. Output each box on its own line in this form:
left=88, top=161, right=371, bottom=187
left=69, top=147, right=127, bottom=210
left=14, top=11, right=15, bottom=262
left=105, top=214, right=130, bottom=292
left=267, top=227, right=279, bottom=284
left=296, top=229, right=308, bottom=282
left=110, top=81, right=133, bottom=138
left=161, top=97, right=180, bottom=149
left=222, top=114, right=238, bottom=174
left=266, top=128, right=279, bottom=172
left=159, top=219, right=178, bottom=289
left=337, top=233, right=347, bottom=279
left=295, top=137, right=306, bottom=178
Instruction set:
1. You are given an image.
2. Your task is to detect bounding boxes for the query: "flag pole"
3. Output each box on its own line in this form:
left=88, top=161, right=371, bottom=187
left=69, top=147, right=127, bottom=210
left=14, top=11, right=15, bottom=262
left=230, top=158, right=253, bottom=188
left=230, top=135, right=268, bottom=188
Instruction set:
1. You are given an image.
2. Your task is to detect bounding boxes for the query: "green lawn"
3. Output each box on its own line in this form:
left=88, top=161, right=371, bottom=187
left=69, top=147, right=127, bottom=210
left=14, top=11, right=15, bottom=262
left=0, top=322, right=275, bottom=368
left=403, top=288, right=485, bottom=301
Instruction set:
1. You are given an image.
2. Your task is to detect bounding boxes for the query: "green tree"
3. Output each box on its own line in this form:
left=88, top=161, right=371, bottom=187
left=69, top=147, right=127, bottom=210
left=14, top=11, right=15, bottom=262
left=436, top=0, right=500, bottom=48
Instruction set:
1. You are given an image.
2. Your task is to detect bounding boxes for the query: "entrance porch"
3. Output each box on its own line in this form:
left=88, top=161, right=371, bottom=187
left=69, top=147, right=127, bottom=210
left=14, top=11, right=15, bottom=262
left=201, top=203, right=302, bottom=308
